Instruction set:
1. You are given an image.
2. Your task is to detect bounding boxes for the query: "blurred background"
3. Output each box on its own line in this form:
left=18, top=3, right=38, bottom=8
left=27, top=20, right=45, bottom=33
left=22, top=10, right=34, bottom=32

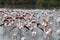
left=0, top=0, right=60, bottom=9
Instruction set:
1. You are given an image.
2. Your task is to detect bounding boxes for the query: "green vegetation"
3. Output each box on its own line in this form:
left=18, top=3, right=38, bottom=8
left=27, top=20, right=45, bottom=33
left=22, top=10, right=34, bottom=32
left=0, top=0, right=60, bottom=8
left=36, top=0, right=60, bottom=8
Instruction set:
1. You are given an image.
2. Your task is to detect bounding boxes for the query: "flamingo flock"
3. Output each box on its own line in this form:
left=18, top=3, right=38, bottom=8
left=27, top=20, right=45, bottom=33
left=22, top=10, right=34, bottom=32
left=0, top=9, right=60, bottom=40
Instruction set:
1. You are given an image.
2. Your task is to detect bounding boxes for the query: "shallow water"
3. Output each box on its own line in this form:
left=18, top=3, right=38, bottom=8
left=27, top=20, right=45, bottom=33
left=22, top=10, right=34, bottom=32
left=0, top=9, right=60, bottom=40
